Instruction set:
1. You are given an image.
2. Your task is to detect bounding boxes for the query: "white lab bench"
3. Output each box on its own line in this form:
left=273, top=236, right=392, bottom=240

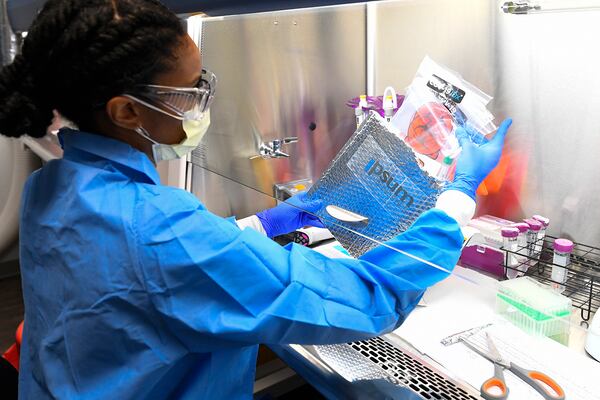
left=270, top=240, right=600, bottom=400
left=394, top=263, right=594, bottom=358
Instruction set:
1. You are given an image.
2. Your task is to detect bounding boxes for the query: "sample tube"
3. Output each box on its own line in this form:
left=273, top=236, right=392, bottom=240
left=383, top=95, right=395, bottom=123
left=532, top=214, right=550, bottom=254
left=552, top=238, right=574, bottom=293
left=524, top=219, right=543, bottom=257
left=513, top=222, right=530, bottom=273
left=382, top=86, right=398, bottom=123
left=502, top=227, right=520, bottom=279
left=436, top=156, right=454, bottom=181
left=355, top=105, right=364, bottom=127
left=355, top=95, right=368, bottom=127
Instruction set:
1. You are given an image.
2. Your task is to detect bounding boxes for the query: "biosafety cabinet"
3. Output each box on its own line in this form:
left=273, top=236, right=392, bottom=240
left=187, top=0, right=600, bottom=247
left=5, top=0, right=600, bottom=399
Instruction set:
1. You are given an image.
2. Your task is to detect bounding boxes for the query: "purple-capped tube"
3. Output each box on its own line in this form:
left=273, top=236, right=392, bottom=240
left=552, top=238, right=574, bottom=293
left=524, top=219, right=543, bottom=257
left=502, top=227, right=520, bottom=279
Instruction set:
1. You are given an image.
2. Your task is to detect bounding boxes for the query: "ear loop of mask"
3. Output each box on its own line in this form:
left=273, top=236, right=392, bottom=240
left=134, top=125, right=159, bottom=145
left=129, top=95, right=176, bottom=161
left=134, top=125, right=167, bottom=163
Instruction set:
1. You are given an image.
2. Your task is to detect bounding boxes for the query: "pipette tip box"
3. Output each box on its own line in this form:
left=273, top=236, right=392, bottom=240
left=496, top=277, right=572, bottom=345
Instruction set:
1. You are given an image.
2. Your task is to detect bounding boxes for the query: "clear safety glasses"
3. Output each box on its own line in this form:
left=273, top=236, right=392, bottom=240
left=130, top=68, right=217, bottom=120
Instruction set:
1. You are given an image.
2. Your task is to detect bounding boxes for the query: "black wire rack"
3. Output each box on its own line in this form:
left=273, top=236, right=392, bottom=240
left=501, top=235, right=600, bottom=323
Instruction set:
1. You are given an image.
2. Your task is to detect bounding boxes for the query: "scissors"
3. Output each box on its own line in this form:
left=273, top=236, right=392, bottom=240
left=462, top=333, right=565, bottom=400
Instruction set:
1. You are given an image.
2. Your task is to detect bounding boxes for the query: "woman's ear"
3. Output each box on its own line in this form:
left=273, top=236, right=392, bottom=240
left=105, top=96, right=142, bottom=130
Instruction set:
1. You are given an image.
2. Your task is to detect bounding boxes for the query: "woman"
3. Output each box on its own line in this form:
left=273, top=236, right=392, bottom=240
left=0, top=0, right=511, bottom=398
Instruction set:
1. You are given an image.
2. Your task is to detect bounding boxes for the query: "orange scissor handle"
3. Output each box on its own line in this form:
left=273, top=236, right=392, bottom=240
left=511, top=364, right=565, bottom=400
left=529, top=370, right=565, bottom=399
left=481, top=376, right=508, bottom=400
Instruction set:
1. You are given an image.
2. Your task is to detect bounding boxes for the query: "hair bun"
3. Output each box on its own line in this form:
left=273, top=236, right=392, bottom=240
left=0, top=55, right=53, bottom=138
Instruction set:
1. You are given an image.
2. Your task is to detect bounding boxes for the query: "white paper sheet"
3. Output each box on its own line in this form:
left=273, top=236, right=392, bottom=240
left=389, top=267, right=600, bottom=399
left=429, top=323, right=600, bottom=399
left=392, top=266, right=499, bottom=352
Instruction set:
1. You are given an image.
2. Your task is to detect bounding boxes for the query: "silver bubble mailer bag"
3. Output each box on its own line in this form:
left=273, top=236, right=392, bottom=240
left=307, top=113, right=443, bottom=257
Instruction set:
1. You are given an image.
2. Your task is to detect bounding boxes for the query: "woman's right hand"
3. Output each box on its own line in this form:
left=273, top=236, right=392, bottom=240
left=446, top=118, right=512, bottom=199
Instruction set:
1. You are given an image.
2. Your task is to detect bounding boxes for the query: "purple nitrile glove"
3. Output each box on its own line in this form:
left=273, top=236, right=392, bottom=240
left=256, top=192, right=325, bottom=238
left=447, top=118, right=512, bottom=200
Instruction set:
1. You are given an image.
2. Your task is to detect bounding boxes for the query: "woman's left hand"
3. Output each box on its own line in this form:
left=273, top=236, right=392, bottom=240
left=256, top=192, right=325, bottom=238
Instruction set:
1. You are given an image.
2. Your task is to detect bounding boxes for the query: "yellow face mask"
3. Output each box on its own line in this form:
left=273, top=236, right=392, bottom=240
left=134, top=108, right=210, bottom=163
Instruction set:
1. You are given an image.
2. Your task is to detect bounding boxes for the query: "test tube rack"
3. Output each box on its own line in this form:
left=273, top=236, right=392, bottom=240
left=501, top=236, right=600, bottom=323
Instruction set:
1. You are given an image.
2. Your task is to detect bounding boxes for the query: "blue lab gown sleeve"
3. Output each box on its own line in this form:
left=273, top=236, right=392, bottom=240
left=134, top=187, right=462, bottom=352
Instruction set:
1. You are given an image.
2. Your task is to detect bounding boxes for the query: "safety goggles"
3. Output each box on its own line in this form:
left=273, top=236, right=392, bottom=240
left=127, top=68, right=217, bottom=120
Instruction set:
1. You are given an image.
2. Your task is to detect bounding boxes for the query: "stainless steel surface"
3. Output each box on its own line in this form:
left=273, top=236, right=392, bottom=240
left=190, top=0, right=600, bottom=239
left=1, top=0, right=16, bottom=65
left=189, top=164, right=280, bottom=217
left=494, top=1, right=600, bottom=245
left=369, top=0, right=495, bottom=110
left=255, top=136, right=299, bottom=159
left=311, top=343, right=392, bottom=382
left=273, top=177, right=312, bottom=200
left=369, top=0, right=600, bottom=245
left=272, top=335, right=482, bottom=399
left=189, top=5, right=366, bottom=218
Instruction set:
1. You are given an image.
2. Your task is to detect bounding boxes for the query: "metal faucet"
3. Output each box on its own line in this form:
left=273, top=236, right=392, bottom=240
left=256, top=137, right=298, bottom=159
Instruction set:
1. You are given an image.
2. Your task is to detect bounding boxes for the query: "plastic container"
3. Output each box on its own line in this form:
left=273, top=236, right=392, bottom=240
left=496, top=277, right=572, bottom=345
left=347, top=93, right=404, bottom=124
left=460, top=216, right=517, bottom=278
left=383, top=87, right=398, bottom=123
left=524, top=219, right=543, bottom=257
left=467, top=216, right=516, bottom=248
left=480, top=215, right=516, bottom=226
left=355, top=95, right=368, bottom=127
left=436, top=156, right=454, bottom=181
left=460, top=246, right=505, bottom=278
left=533, top=214, right=550, bottom=253
left=552, top=238, right=574, bottom=293
left=502, top=227, right=520, bottom=279
left=512, top=223, right=529, bottom=245
left=512, top=222, right=530, bottom=273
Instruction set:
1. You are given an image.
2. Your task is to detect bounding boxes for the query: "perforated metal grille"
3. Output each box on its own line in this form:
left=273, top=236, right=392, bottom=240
left=314, top=344, right=391, bottom=383
left=345, top=337, right=481, bottom=400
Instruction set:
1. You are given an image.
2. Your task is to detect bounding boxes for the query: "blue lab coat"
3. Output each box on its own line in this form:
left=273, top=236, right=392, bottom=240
left=18, top=129, right=463, bottom=399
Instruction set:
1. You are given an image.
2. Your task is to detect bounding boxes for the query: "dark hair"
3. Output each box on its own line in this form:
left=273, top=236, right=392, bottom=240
left=0, top=0, right=186, bottom=138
